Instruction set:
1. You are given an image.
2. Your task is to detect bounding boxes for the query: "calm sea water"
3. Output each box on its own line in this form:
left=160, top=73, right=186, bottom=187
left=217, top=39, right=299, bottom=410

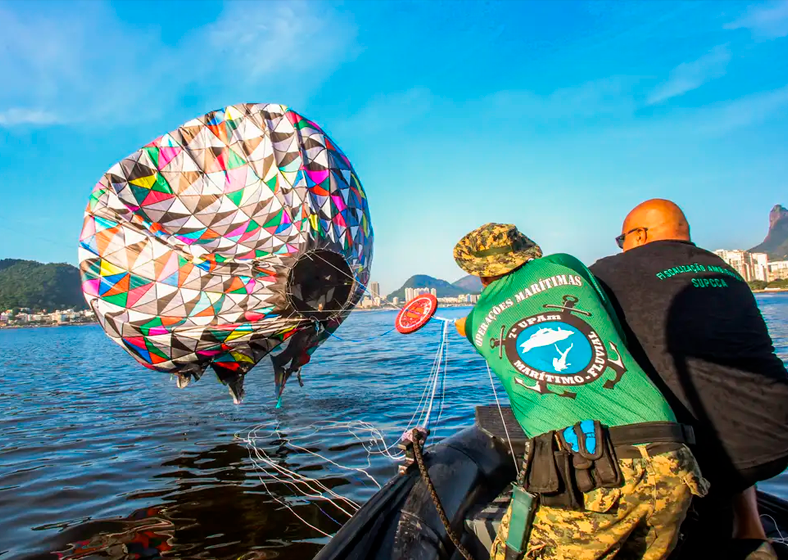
left=1, top=296, right=786, bottom=559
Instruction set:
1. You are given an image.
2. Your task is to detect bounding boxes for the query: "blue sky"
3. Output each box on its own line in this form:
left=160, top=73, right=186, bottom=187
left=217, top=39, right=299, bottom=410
left=0, top=0, right=787, bottom=295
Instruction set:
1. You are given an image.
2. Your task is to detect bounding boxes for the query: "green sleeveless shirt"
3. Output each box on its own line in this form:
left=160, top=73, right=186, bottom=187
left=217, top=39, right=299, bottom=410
left=465, top=253, right=675, bottom=437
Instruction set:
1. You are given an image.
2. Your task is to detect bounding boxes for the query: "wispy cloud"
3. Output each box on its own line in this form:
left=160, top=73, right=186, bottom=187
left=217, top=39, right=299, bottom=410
left=690, top=84, right=788, bottom=134
left=202, top=2, right=356, bottom=83
left=332, top=88, right=435, bottom=137
left=725, top=1, right=788, bottom=39
left=615, top=84, right=788, bottom=139
left=487, top=77, right=637, bottom=120
left=647, top=45, right=731, bottom=105
left=0, top=108, right=65, bottom=126
left=0, top=1, right=357, bottom=129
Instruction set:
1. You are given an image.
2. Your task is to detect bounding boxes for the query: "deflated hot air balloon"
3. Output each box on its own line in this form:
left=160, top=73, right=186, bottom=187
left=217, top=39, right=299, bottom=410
left=78, top=103, right=373, bottom=403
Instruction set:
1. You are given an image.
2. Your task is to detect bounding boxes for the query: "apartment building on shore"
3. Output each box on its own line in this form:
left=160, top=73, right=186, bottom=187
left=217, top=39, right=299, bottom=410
left=713, top=249, right=775, bottom=282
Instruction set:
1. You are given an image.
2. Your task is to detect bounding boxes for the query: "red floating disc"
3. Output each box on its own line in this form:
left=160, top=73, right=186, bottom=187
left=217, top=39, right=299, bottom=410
left=395, top=294, right=438, bottom=334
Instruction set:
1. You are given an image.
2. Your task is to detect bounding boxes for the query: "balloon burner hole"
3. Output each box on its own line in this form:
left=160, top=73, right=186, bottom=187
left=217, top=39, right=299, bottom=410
left=288, top=251, right=354, bottom=319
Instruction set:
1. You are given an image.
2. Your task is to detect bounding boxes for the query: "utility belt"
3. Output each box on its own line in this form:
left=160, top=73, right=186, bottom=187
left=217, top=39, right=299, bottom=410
left=504, top=420, right=694, bottom=560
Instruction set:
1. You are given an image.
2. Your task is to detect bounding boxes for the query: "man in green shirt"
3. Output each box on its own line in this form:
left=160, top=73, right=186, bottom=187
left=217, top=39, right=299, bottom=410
left=454, top=223, right=707, bottom=560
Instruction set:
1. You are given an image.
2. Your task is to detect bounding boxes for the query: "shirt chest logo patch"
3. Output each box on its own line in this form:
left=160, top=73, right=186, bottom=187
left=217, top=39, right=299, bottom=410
left=491, top=295, right=627, bottom=398
left=514, top=322, right=593, bottom=375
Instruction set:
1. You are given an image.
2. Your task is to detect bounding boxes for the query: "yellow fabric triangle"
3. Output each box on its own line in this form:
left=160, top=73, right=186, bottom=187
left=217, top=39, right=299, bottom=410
left=100, top=259, right=126, bottom=277
left=230, top=351, right=254, bottom=364
left=129, top=175, right=157, bottom=189
left=225, top=329, right=251, bottom=342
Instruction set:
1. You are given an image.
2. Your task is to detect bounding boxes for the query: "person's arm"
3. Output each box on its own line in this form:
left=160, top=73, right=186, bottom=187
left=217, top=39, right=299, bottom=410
left=455, top=316, right=467, bottom=337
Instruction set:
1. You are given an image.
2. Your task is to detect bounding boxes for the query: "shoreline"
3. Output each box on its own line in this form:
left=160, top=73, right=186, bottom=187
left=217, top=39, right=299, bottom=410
left=0, top=321, right=97, bottom=330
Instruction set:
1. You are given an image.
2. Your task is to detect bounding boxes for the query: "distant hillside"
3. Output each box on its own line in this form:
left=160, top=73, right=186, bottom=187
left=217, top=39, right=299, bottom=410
left=750, top=205, right=788, bottom=261
left=387, top=274, right=468, bottom=300
left=0, top=259, right=86, bottom=311
left=452, top=274, right=482, bottom=294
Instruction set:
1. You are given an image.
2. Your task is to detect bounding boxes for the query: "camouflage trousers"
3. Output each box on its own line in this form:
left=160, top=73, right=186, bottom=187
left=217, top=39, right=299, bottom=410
left=491, top=445, right=708, bottom=560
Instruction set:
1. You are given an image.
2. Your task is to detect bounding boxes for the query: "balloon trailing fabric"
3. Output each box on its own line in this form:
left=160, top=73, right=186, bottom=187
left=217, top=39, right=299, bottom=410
left=78, top=103, right=374, bottom=403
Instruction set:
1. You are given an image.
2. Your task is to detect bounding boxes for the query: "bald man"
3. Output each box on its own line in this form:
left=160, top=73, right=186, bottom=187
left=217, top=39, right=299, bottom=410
left=590, top=199, right=788, bottom=560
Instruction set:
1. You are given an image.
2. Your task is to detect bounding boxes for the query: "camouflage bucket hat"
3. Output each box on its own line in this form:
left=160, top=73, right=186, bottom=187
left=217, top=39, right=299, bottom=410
left=453, top=223, right=542, bottom=277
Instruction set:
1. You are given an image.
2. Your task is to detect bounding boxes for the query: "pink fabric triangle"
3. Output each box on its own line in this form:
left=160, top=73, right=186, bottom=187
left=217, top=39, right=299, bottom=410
left=82, top=278, right=100, bottom=296
left=331, top=194, right=347, bottom=212
left=127, top=282, right=154, bottom=307
left=158, top=252, right=180, bottom=281
left=125, top=336, right=147, bottom=350
left=224, top=166, right=247, bottom=193
left=305, top=169, right=329, bottom=185
left=227, top=222, right=248, bottom=238
left=80, top=218, right=96, bottom=241
left=158, top=146, right=181, bottom=169
left=143, top=190, right=174, bottom=206
left=286, top=111, right=302, bottom=125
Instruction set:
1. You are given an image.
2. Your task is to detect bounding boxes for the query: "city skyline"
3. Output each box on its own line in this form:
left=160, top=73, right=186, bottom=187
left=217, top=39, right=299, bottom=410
left=714, top=249, right=788, bottom=283
left=1, top=1, right=787, bottom=295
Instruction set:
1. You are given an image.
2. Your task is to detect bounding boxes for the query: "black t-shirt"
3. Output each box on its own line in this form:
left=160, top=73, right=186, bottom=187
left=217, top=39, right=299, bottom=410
left=590, top=241, right=788, bottom=490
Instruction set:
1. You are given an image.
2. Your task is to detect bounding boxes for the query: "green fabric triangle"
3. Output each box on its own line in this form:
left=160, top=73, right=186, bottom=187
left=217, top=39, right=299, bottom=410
left=103, top=292, right=128, bottom=307
left=263, top=210, right=283, bottom=228
left=130, top=185, right=150, bottom=205
left=146, top=341, right=168, bottom=360
left=90, top=188, right=107, bottom=208
left=151, top=173, right=173, bottom=194
left=265, top=175, right=278, bottom=193
left=129, top=274, right=152, bottom=290
left=226, top=149, right=246, bottom=169
left=144, top=316, right=164, bottom=328
left=227, top=188, right=245, bottom=207
left=210, top=328, right=231, bottom=342
left=143, top=146, right=159, bottom=168
left=225, top=119, right=239, bottom=134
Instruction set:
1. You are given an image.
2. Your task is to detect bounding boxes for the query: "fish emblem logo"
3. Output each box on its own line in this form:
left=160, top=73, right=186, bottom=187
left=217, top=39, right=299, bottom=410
left=518, top=327, right=574, bottom=353
left=497, top=295, right=627, bottom=398
left=552, top=343, right=573, bottom=372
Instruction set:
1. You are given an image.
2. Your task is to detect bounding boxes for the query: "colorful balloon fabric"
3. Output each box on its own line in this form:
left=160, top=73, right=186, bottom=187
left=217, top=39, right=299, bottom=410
left=79, top=103, right=374, bottom=403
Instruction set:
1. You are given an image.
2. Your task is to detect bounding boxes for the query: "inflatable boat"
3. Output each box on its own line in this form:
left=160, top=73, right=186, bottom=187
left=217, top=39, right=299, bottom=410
left=314, top=406, right=788, bottom=560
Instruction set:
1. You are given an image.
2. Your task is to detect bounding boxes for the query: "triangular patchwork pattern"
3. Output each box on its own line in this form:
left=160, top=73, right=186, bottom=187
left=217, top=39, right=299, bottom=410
left=79, top=103, right=375, bottom=399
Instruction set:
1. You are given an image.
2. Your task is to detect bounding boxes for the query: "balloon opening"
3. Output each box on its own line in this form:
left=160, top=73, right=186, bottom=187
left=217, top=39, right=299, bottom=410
left=287, top=250, right=355, bottom=319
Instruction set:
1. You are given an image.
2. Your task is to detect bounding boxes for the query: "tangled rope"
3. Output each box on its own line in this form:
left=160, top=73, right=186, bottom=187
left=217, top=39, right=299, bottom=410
left=239, top=319, right=453, bottom=535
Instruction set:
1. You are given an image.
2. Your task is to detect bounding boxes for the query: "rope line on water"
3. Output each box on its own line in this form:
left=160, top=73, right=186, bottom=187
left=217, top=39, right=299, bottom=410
left=239, top=321, right=454, bottom=536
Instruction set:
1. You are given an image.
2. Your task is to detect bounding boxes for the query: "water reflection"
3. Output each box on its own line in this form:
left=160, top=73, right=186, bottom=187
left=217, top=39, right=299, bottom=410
left=55, top=507, right=174, bottom=559
left=42, top=437, right=352, bottom=560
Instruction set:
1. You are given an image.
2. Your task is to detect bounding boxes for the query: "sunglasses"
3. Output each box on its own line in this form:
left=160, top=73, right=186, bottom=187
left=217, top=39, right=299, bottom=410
left=615, top=227, right=648, bottom=249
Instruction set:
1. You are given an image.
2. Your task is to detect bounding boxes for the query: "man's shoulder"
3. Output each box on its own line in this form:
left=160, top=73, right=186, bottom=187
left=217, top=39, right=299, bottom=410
left=535, top=253, right=589, bottom=272
left=589, top=253, right=625, bottom=278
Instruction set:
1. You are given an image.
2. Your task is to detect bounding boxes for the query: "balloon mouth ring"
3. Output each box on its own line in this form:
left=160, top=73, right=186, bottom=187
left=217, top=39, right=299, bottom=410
left=286, top=249, right=356, bottom=320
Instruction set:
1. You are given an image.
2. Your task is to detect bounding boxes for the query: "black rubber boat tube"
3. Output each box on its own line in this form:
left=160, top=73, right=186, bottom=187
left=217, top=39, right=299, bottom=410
left=314, top=425, right=517, bottom=560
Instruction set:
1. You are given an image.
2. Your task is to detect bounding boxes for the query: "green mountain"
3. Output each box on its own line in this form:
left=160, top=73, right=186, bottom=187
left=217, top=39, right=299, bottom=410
left=452, top=274, right=483, bottom=294
left=387, top=274, right=472, bottom=300
left=0, top=259, right=86, bottom=311
left=750, top=205, right=788, bottom=261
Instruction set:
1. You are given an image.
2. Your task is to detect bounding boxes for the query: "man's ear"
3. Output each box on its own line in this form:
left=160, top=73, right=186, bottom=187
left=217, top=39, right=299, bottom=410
left=633, top=228, right=648, bottom=248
